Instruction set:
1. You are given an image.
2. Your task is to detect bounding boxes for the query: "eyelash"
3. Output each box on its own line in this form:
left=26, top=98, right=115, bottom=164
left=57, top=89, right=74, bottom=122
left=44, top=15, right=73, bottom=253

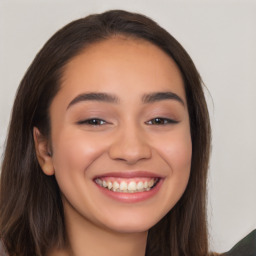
left=77, top=117, right=178, bottom=126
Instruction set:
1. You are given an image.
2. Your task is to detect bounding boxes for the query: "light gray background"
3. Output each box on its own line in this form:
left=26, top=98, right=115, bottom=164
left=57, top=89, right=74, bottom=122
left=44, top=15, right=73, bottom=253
left=0, top=0, right=255, bottom=253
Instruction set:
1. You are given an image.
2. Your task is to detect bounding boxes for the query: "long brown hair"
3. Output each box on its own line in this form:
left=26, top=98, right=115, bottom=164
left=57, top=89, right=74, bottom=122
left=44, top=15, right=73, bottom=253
left=0, top=10, right=211, bottom=256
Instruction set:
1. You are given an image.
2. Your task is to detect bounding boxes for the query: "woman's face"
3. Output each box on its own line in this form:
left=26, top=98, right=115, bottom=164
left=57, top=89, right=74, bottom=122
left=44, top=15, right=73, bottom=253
left=41, top=37, right=192, bottom=233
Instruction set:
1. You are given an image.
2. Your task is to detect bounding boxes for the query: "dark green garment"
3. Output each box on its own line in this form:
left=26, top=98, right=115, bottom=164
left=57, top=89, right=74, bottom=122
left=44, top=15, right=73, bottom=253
left=222, top=230, right=256, bottom=256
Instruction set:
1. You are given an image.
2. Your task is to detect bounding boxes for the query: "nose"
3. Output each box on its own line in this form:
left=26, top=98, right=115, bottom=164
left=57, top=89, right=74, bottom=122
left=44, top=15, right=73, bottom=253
left=108, top=125, right=152, bottom=165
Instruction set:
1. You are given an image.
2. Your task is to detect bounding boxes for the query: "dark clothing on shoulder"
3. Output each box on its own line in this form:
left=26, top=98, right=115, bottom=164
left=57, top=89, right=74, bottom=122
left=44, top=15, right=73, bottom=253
left=222, top=229, right=256, bottom=256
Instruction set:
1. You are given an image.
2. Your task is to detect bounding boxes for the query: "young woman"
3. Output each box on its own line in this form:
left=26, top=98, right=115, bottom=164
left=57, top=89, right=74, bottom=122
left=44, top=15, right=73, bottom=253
left=0, top=9, right=215, bottom=256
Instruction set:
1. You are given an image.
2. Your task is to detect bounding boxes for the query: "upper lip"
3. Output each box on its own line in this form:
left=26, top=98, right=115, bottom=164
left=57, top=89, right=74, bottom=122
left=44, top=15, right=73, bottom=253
left=93, top=171, right=164, bottom=179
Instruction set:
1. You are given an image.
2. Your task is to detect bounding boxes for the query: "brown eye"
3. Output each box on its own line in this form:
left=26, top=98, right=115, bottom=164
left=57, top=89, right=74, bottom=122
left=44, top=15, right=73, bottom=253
left=78, top=118, right=106, bottom=126
left=146, top=118, right=178, bottom=125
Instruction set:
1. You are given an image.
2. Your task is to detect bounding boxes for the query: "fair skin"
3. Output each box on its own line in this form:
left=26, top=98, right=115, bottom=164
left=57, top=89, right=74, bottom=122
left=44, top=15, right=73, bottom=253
left=34, top=36, right=192, bottom=256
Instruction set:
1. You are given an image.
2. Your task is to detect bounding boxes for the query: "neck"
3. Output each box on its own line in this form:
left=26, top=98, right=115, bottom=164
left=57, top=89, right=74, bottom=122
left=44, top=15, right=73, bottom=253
left=48, top=201, right=148, bottom=256
left=69, top=225, right=147, bottom=256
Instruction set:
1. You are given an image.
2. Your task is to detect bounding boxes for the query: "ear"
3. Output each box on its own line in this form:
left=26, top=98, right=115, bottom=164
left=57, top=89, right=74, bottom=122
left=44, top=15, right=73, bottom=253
left=33, top=127, right=55, bottom=176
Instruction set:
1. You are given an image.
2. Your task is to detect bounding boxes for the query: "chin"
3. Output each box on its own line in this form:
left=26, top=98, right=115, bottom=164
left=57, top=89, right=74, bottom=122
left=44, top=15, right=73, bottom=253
left=97, top=208, right=165, bottom=234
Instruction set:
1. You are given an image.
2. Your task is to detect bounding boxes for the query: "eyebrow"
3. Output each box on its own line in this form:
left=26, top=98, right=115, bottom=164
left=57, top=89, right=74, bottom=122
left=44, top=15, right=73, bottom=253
left=142, top=92, right=185, bottom=105
left=67, top=92, right=119, bottom=109
left=67, top=91, right=185, bottom=110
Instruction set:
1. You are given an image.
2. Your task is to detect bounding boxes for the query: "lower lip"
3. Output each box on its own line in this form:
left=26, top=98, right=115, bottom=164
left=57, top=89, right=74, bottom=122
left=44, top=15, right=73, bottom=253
left=94, top=179, right=163, bottom=203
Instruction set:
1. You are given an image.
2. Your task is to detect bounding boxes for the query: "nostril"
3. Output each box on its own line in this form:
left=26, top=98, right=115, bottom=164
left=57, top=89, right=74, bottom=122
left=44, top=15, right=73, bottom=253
left=108, top=144, right=152, bottom=164
left=108, top=129, right=152, bottom=164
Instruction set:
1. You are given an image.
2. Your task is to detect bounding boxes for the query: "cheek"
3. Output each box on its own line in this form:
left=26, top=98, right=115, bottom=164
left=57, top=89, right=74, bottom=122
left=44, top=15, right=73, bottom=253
left=156, top=131, right=192, bottom=208
left=163, top=138, right=192, bottom=197
left=51, top=128, right=108, bottom=175
left=156, top=130, right=192, bottom=174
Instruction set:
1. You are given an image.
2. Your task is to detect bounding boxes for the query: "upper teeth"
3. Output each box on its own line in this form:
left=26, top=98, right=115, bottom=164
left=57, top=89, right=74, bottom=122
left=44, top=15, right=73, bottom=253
left=95, top=178, right=158, bottom=193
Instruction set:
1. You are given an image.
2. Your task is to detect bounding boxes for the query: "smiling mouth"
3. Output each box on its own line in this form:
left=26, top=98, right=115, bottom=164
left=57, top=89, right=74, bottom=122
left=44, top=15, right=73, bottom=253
left=94, top=177, right=160, bottom=193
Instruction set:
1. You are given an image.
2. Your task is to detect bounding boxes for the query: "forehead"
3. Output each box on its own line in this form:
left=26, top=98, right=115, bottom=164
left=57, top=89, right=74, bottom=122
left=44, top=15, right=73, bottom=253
left=57, top=36, right=186, bottom=105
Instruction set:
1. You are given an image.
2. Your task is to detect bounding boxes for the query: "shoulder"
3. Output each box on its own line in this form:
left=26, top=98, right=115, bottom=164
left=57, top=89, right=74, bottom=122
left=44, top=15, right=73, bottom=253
left=221, top=229, right=256, bottom=256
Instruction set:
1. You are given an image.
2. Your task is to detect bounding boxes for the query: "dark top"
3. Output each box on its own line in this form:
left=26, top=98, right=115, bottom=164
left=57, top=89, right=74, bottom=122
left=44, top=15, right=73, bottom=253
left=222, top=229, right=256, bottom=256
